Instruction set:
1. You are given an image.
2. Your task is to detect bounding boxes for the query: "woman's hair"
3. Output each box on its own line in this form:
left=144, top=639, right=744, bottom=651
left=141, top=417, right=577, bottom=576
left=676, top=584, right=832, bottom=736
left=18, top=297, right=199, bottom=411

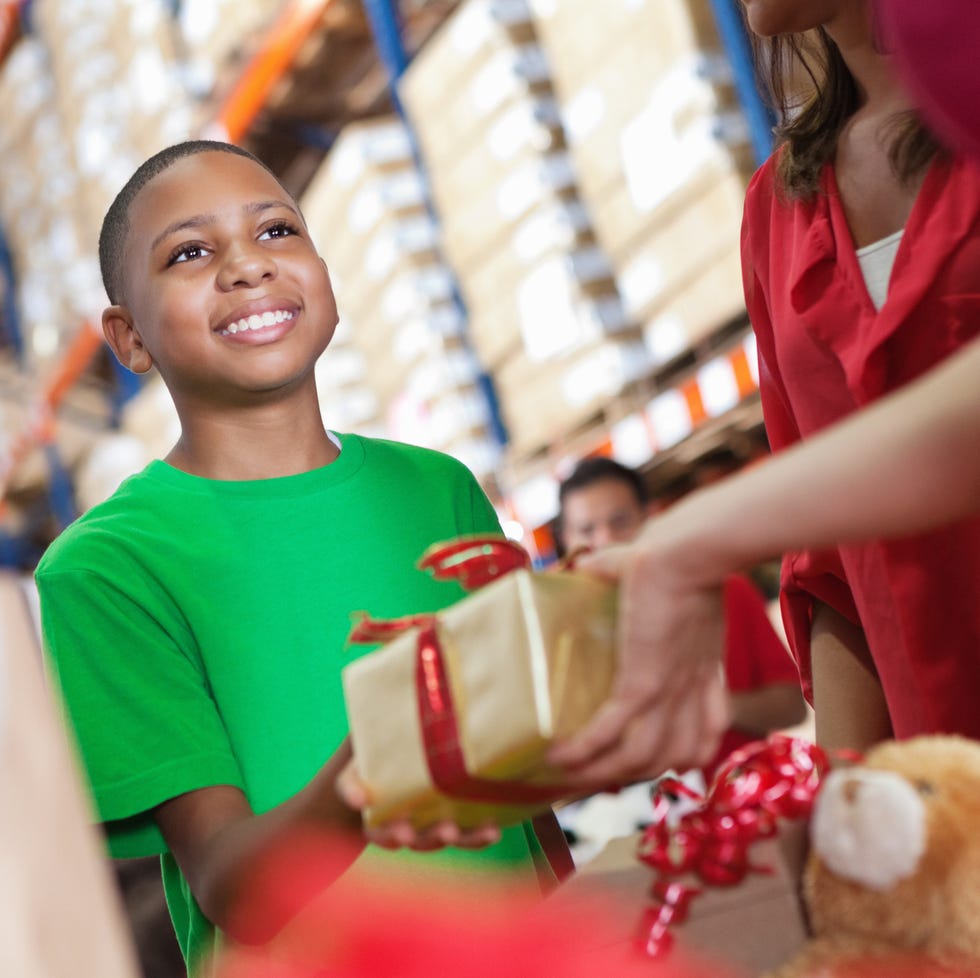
left=753, top=26, right=942, bottom=199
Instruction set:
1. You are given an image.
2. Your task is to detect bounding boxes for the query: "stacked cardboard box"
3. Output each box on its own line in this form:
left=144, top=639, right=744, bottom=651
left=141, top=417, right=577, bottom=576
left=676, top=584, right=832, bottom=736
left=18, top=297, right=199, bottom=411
left=527, top=0, right=755, bottom=367
left=300, top=117, right=501, bottom=478
left=313, top=314, right=384, bottom=441
left=33, top=0, right=193, bottom=250
left=401, top=0, right=646, bottom=461
left=0, top=38, right=106, bottom=372
left=172, top=0, right=285, bottom=101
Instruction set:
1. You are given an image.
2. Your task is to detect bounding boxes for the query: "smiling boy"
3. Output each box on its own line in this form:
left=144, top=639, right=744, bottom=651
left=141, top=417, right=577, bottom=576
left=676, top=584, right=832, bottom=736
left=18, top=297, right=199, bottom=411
left=35, top=141, right=559, bottom=974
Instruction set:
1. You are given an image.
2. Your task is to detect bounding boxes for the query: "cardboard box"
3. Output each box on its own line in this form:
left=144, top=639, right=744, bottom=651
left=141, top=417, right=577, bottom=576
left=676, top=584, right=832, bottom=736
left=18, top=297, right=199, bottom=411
left=528, top=0, right=723, bottom=103
left=0, top=574, right=141, bottom=978
left=496, top=336, right=650, bottom=457
left=613, top=170, right=746, bottom=325
left=427, top=96, right=566, bottom=220
left=440, top=152, right=580, bottom=272
left=590, top=149, right=738, bottom=265
left=641, top=247, right=746, bottom=365
left=464, top=235, right=627, bottom=368
left=408, top=44, right=554, bottom=165
left=547, top=821, right=809, bottom=976
left=400, top=0, right=538, bottom=119
left=460, top=198, right=598, bottom=366
left=302, top=127, right=424, bottom=287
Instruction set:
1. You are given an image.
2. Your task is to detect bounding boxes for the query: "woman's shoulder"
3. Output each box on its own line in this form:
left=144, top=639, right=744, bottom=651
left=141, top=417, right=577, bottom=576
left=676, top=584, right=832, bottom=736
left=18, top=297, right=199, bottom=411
left=744, top=148, right=817, bottom=214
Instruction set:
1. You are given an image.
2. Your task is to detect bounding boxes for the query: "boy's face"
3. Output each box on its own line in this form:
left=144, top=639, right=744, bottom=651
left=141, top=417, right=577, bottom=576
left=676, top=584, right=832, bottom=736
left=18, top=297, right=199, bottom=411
left=105, top=151, right=337, bottom=405
left=560, top=478, right=647, bottom=553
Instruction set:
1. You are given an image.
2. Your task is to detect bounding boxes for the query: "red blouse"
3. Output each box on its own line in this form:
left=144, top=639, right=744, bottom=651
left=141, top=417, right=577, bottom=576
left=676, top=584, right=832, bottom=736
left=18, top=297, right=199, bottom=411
left=702, top=575, right=800, bottom=782
left=741, top=153, right=980, bottom=739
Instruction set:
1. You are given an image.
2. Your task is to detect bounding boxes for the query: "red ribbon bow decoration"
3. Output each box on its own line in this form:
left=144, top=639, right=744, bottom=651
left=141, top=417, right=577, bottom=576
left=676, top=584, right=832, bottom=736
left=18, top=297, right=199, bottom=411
left=636, top=735, right=843, bottom=958
left=349, top=536, right=562, bottom=807
left=417, top=536, right=532, bottom=589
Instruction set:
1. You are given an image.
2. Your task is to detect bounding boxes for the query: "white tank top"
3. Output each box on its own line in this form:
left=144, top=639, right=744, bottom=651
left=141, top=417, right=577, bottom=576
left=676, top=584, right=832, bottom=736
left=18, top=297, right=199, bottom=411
left=856, top=228, right=904, bottom=311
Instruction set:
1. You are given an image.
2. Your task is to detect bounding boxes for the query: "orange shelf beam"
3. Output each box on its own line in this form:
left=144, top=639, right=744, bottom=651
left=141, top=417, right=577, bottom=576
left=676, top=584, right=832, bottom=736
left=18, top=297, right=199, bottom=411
left=42, top=321, right=104, bottom=411
left=0, top=2, right=23, bottom=68
left=213, top=0, right=333, bottom=143
left=0, top=322, right=102, bottom=504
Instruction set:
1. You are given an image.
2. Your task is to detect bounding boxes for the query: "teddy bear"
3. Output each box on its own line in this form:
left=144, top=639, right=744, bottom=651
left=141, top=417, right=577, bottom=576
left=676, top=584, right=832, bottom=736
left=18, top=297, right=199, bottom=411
left=767, top=735, right=980, bottom=978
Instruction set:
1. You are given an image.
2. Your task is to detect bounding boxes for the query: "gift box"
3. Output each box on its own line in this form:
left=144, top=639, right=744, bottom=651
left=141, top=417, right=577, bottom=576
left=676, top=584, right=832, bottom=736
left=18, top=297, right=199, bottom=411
left=342, top=538, right=617, bottom=829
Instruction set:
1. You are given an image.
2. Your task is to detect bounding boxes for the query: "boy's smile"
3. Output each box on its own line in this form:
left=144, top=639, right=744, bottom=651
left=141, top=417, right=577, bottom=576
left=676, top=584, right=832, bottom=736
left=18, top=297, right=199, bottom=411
left=107, top=151, right=337, bottom=407
left=214, top=303, right=296, bottom=340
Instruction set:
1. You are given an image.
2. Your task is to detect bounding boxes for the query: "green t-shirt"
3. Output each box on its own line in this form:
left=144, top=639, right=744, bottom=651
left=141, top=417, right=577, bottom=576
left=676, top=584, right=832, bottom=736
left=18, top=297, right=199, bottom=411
left=36, top=434, right=544, bottom=971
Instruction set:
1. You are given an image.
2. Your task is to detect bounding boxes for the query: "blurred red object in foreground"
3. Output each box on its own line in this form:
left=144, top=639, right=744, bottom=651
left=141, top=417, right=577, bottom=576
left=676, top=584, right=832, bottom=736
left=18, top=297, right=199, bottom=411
left=877, top=0, right=980, bottom=161
left=214, top=829, right=737, bottom=978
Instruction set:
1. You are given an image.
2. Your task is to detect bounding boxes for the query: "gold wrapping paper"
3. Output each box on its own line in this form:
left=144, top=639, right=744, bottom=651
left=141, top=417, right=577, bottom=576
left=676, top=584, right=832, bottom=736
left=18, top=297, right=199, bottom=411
left=342, top=568, right=617, bottom=828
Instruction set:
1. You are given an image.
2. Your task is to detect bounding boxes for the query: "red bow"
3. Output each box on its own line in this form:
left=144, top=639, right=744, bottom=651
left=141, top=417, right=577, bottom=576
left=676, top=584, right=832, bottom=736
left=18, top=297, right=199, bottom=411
left=637, top=735, right=845, bottom=957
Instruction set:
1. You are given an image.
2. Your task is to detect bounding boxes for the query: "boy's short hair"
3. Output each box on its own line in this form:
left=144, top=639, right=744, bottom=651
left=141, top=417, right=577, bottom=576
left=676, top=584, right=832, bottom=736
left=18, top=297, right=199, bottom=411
left=98, top=140, right=281, bottom=306
left=557, top=456, right=648, bottom=510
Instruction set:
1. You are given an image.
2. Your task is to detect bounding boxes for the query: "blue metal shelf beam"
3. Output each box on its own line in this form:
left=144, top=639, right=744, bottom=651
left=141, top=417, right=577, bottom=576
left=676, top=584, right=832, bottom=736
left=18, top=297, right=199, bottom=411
left=0, top=223, right=22, bottom=360
left=361, top=0, right=511, bottom=446
left=707, top=0, right=775, bottom=166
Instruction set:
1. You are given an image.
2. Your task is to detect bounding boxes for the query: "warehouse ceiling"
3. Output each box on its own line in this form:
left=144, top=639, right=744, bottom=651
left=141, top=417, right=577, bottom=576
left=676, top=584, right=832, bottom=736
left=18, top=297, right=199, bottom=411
left=209, top=0, right=462, bottom=197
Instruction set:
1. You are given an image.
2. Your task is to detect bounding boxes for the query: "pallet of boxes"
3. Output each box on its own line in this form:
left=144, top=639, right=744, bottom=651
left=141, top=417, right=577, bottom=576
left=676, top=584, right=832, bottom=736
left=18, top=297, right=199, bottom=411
left=300, top=117, right=503, bottom=483
left=398, top=0, right=646, bottom=466
left=526, top=0, right=757, bottom=366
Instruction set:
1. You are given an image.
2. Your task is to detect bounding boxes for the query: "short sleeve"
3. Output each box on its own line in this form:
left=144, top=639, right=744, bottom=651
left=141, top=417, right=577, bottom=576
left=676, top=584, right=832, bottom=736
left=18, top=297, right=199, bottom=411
left=455, top=462, right=503, bottom=536
left=37, top=567, right=245, bottom=858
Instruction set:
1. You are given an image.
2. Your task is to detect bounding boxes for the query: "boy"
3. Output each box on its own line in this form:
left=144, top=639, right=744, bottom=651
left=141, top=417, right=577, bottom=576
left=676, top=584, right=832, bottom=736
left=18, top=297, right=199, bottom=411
left=36, top=141, right=560, bottom=974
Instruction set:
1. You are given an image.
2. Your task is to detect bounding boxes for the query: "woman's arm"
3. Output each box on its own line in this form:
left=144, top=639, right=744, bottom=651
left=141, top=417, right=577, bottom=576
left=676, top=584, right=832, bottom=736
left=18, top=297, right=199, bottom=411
left=809, top=602, right=893, bottom=753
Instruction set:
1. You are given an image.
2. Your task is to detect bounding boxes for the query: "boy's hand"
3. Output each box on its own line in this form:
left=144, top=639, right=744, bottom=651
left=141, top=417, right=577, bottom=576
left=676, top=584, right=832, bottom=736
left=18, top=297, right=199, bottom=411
left=336, top=759, right=502, bottom=851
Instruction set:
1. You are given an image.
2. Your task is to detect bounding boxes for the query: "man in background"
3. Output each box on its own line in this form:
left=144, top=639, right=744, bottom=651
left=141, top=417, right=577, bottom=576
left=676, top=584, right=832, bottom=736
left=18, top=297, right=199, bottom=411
left=554, top=456, right=806, bottom=861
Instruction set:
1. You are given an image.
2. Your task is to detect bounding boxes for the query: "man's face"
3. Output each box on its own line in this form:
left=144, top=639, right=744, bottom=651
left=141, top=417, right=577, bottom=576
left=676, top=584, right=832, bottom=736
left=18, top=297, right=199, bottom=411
left=114, top=151, right=338, bottom=406
left=560, top=478, right=647, bottom=553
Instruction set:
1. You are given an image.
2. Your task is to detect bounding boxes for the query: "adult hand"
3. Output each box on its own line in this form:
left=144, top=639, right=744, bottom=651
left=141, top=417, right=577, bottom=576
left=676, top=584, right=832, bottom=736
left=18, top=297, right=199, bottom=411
left=547, top=531, right=730, bottom=787
left=336, top=760, right=502, bottom=851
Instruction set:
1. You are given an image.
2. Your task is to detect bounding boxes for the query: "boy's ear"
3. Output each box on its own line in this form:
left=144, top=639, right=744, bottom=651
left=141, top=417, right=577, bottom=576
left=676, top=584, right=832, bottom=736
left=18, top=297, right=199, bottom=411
left=102, top=306, right=153, bottom=374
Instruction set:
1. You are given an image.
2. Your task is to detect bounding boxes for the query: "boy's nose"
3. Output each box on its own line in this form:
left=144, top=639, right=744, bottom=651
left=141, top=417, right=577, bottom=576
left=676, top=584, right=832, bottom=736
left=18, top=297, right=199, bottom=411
left=217, top=244, right=277, bottom=290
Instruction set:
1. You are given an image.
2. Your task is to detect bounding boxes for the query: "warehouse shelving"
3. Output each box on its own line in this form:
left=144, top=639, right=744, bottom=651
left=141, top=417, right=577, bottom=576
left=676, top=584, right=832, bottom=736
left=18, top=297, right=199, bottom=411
left=0, top=0, right=773, bottom=563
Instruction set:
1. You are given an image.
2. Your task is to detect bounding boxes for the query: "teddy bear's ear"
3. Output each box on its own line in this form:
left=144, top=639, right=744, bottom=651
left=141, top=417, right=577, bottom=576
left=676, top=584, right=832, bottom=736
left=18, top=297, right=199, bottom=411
left=810, top=768, right=926, bottom=890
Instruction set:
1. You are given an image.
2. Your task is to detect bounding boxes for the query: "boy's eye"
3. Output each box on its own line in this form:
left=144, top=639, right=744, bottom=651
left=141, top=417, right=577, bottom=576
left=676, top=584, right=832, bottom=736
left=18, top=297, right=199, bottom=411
left=260, top=221, right=299, bottom=240
left=167, top=243, right=210, bottom=266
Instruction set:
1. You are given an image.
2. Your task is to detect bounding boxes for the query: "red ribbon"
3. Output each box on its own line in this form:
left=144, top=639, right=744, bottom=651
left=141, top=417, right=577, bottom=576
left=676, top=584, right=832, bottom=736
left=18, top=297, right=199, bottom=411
left=417, top=536, right=532, bottom=590
left=348, top=612, right=439, bottom=645
left=351, top=537, right=560, bottom=806
left=414, top=621, right=566, bottom=804
left=636, top=735, right=842, bottom=957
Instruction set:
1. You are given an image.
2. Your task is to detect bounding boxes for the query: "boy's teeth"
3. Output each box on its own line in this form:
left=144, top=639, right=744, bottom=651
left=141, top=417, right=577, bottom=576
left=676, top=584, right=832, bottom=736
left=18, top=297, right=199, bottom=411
left=222, top=310, right=293, bottom=334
